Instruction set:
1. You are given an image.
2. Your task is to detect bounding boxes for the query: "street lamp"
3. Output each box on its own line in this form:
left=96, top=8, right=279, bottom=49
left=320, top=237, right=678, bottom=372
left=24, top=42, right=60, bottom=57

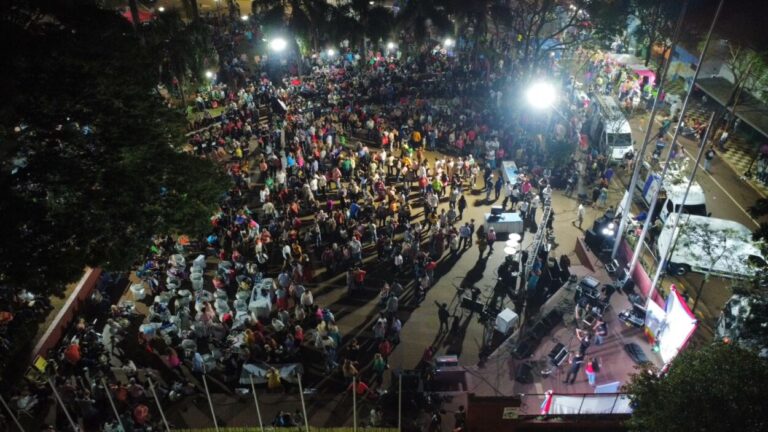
left=526, top=81, right=557, bottom=110
left=269, top=37, right=288, bottom=52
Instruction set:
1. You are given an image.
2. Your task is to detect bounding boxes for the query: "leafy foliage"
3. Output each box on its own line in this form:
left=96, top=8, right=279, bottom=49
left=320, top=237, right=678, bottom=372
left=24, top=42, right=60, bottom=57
left=0, top=4, right=228, bottom=295
left=394, top=0, right=453, bottom=45
left=624, top=343, right=768, bottom=432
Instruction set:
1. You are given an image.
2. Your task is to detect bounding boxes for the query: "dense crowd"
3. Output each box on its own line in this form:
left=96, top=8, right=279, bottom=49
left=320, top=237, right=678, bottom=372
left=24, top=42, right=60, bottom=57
left=4, top=11, right=602, bottom=432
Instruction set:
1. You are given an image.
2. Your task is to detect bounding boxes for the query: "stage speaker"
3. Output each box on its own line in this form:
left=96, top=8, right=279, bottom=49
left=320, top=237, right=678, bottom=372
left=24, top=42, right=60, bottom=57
left=530, top=321, right=549, bottom=340
left=461, top=296, right=485, bottom=314
left=584, top=229, right=602, bottom=251
left=515, top=362, right=534, bottom=384
left=542, top=309, right=563, bottom=330
left=512, top=337, right=536, bottom=359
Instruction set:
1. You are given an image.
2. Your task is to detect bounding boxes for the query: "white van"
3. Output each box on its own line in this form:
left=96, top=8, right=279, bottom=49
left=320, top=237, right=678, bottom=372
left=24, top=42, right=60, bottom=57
left=587, top=94, right=634, bottom=162
left=657, top=214, right=765, bottom=278
left=637, top=159, right=708, bottom=222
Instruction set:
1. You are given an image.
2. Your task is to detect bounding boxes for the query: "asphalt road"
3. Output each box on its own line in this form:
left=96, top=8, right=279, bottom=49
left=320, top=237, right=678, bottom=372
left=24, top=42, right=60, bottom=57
left=618, top=105, right=766, bottom=340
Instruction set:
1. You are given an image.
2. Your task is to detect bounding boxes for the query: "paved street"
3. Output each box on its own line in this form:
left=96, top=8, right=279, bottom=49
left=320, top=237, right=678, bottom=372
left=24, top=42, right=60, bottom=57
left=615, top=94, right=767, bottom=341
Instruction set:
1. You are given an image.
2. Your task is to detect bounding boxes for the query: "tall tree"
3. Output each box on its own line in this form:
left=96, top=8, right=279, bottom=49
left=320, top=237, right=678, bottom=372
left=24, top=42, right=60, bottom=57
left=0, top=3, right=228, bottom=296
left=626, top=0, right=682, bottom=66
left=394, top=0, right=452, bottom=47
left=348, top=0, right=394, bottom=48
left=507, top=0, right=592, bottom=78
left=624, top=343, right=768, bottom=432
left=258, top=0, right=336, bottom=52
left=150, top=10, right=217, bottom=105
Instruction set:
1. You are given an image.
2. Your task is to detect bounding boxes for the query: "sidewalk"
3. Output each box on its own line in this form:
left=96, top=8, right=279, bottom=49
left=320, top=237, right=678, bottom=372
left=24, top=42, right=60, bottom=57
left=664, top=78, right=767, bottom=198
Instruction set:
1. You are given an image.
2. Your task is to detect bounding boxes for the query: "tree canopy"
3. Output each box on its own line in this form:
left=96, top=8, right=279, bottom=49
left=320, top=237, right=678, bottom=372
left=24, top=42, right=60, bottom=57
left=0, top=3, right=228, bottom=296
left=624, top=342, right=768, bottom=432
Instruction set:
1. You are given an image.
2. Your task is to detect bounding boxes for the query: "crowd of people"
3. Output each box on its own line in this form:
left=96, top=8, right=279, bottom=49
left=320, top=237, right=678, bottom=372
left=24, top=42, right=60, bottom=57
left=4, top=9, right=603, bottom=432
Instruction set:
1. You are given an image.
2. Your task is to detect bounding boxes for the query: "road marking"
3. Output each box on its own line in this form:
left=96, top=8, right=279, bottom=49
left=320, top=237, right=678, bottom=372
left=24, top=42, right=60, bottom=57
left=643, top=116, right=761, bottom=227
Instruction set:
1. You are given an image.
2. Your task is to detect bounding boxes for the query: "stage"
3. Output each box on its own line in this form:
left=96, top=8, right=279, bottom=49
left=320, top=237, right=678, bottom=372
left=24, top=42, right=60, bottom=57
left=444, top=264, right=664, bottom=415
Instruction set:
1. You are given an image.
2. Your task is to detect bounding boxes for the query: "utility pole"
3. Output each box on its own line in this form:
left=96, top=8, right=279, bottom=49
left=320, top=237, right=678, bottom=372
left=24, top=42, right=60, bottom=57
left=611, top=0, right=689, bottom=261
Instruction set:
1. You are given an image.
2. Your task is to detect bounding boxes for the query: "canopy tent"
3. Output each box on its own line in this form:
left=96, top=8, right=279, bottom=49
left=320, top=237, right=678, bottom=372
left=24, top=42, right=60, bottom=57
left=606, top=52, right=656, bottom=85
left=644, top=284, right=697, bottom=364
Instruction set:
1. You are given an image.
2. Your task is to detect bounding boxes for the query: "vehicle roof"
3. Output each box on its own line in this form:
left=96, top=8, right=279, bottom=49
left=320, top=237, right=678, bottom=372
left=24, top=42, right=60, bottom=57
left=606, top=119, right=632, bottom=134
left=665, top=182, right=707, bottom=205
left=661, top=214, right=763, bottom=271
left=593, top=95, right=631, bottom=135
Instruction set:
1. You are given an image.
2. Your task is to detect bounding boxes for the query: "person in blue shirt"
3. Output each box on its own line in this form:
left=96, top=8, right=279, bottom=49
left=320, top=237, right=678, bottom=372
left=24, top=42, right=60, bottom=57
left=349, top=202, right=360, bottom=219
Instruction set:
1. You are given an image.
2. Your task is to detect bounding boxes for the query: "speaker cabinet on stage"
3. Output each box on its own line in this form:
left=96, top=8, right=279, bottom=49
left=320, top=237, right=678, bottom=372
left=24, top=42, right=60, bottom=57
left=512, top=337, right=536, bottom=359
left=542, top=309, right=563, bottom=330
left=584, top=229, right=602, bottom=251
left=461, top=297, right=485, bottom=314
left=515, top=362, right=534, bottom=384
left=530, top=321, right=549, bottom=340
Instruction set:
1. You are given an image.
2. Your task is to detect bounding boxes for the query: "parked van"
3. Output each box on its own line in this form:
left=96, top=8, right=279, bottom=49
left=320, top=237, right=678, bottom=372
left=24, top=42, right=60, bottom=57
left=657, top=214, right=765, bottom=278
left=636, top=158, right=708, bottom=222
left=586, top=94, right=634, bottom=162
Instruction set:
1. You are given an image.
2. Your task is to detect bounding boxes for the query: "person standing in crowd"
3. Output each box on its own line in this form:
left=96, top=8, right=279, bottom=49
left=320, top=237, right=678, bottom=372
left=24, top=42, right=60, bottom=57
left=435, top=301, right=450, bottom=334
left=593, top=317, right=608, bottom=345
left=564, top=351, right=585, bottom=384
left=584, top=356, right=597, bottom=386
left=704, top=146, right=715, bottom=173
left=457, top=194, right=467, bottom=220
left=575, top=203, right=585, bottom=229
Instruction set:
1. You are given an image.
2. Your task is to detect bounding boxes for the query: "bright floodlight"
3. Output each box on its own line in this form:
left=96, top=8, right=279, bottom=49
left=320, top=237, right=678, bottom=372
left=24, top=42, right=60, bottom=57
left=158, top=6, right=165, bottom=12
left=205, top=70, right=214, bottom=79
left=526, top=81, right=557, bottom=110
left=386, top=41, right=396, bottom=50
left=269, top=38, right=288, bottom=52
left=241, top=15, right=249, bottom=21
left=443, top=37, right=455, bottom=47
left=327, top=48, right=336, bottom=57
left=369, top=0, right=375, bottom=4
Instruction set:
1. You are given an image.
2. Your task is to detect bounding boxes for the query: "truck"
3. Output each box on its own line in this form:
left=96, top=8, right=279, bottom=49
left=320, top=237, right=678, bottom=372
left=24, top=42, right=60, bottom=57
left=586, top=94, right=634, bottom=162
left=657, top=213, right=765, bottom=278
left=636, top=158, right=708, bottom=222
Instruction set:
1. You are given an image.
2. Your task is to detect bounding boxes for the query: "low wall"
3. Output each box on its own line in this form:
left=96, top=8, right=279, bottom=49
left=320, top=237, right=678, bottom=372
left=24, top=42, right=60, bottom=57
left=31, top=267, right=102, bottom=361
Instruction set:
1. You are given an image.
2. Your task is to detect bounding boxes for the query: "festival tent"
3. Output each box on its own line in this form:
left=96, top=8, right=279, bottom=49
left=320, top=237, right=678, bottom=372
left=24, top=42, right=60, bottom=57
left=644, top=284, right=698, bottom=364
left=606, top=52, right=657, bottom=85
